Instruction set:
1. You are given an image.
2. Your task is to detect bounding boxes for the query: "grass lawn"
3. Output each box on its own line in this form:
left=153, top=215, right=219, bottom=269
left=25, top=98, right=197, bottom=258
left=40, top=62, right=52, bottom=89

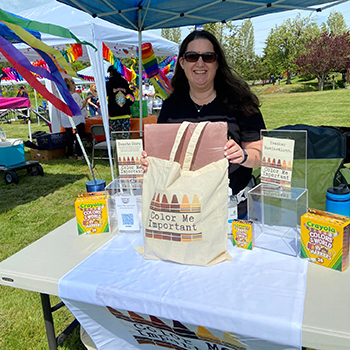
left=1, top=84, right=350, bottom=349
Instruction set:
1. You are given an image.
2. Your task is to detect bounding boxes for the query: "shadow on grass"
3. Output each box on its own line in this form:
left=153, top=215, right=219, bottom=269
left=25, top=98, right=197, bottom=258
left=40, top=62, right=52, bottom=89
left=0, top=171, right=87, bottom=214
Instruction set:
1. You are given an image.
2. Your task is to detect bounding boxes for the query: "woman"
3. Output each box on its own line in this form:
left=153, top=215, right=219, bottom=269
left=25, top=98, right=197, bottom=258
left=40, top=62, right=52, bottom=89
left=17, top=86, right=29, bottom=98
left=61, top=77, right=89, bottom=160
left=106, top=65, right=134, bottom=139
left=86, top=83, right=100, bottom=116
left=142, top=30, right=266, bottom=216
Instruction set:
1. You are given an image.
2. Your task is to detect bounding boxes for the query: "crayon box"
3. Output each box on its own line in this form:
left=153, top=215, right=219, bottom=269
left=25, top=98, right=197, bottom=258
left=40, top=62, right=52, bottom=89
left=232, top=219, right=254, bottom=250
left=75, top=192, right=109, bottom=234
left=301, top=209, right=350, bottom=271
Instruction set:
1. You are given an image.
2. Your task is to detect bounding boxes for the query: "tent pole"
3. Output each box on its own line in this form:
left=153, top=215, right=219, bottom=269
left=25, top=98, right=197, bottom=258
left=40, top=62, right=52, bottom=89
left=34, top=89, right=40, bottom=125
left=68, top=117, right=96, bottom=181
left=27, top=107, right=32, bottom=142
left=138, top=10, right=143, bottom=138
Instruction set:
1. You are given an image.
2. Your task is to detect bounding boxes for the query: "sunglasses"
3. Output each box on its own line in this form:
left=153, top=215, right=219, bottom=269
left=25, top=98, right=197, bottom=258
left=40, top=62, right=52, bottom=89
left=183, top=51, right=217, bottom=63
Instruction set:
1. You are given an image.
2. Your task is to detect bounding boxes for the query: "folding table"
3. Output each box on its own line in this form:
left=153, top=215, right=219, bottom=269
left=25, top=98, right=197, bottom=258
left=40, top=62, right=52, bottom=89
left=0, top=218, right=349, bottom=350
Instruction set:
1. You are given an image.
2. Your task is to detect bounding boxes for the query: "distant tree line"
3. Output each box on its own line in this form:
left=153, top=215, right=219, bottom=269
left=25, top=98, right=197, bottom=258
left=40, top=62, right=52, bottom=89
left=161, top=11, right=350, bottom=91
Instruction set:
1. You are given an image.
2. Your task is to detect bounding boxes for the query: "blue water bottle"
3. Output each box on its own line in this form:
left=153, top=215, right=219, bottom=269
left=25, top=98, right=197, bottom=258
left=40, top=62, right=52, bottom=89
left=326, top=185, right=350, bottom=217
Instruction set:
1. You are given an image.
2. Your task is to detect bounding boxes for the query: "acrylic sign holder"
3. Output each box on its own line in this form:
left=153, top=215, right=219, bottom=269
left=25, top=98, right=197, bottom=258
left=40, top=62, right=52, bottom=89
left=248, top=130, right=308, bottom=257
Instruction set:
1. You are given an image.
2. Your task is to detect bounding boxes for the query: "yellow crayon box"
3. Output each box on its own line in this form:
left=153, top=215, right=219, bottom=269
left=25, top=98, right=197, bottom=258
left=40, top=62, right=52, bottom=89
left=75, top=192, right=109, bottom=234
left=301, top=209, right=350, bottom=271
left=232, top=219, right=254, bottom=250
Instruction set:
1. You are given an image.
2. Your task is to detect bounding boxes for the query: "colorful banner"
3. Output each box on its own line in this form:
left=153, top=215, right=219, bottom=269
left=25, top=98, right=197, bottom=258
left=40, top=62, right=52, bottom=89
left=0, top=8, right=95, bottom=49
left=141, top=43, right=172, bottom=99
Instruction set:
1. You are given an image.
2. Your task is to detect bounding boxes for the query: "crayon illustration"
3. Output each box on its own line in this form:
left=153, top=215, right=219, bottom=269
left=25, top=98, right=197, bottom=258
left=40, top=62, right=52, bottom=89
left=170, top=194, right=180, bottom=212
left=197, top=326, right=221, bottom=343
left=180, top=194, right=191, bottom=212
left=155, top=193, right=161, bottom=210
left=161, top=194, right=170, bottom=212
left=173, top=321, right=198, bottom=339
left=191, top=194, right=201, bottom=213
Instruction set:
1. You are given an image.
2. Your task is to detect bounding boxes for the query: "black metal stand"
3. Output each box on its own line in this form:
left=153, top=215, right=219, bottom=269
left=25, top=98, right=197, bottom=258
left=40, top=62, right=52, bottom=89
left=40, top=293, right=79, bottom=350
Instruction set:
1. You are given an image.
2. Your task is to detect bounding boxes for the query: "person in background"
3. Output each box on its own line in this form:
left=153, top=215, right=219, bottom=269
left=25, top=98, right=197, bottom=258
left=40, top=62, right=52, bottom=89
left=141, top=30, right=266, bottom=218
left=60, top=77, right=89, bottom=160
left=142, top=78, right=156, bottom=115
left=17, top=85, right=29, bottom=98
left=86, top=83, right=100, bottom=116
left=106, top=65, right=134, bottom=139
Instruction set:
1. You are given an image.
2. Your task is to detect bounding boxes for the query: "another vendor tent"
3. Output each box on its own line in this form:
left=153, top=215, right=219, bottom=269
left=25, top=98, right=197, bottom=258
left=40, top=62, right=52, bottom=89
left=77, top=61, right=111, bottom=79
left=2, top=1, right=179, bottom=179
left=0, top=1, right=178, bottom=62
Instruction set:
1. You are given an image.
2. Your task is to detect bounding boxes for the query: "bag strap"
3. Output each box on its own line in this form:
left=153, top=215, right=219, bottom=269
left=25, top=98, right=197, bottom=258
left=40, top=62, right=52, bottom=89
left=169, top=121, right=191, bottom=162
left=183, top=122, right=210, bottom=171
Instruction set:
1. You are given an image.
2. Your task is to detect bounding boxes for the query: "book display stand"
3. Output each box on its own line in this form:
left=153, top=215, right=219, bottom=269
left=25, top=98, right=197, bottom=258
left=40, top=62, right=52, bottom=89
left=248, top=129, right=308, bottom=257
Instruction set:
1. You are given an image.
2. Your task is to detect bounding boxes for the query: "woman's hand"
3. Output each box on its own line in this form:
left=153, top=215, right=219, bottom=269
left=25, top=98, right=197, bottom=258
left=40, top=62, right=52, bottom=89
left=224, top=139, right=245, bottom=164
left=224, top=139, right=263, bottom=168
left=141, top=150, right=149, bottom=172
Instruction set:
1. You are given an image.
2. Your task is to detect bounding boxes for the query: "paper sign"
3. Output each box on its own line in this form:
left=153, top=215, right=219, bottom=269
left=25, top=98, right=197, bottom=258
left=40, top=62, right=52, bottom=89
left=116, top=139, right=143, bottom=179
left=115, top=196, right=140, bottom=232
left=261, top=136, right=295, bottom=187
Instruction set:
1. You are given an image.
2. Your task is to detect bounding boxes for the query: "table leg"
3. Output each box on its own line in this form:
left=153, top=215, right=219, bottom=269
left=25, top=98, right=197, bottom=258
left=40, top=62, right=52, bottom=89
left=40, top=293, right=58, bottom=350
left=40, top=293, right=80, bottom=350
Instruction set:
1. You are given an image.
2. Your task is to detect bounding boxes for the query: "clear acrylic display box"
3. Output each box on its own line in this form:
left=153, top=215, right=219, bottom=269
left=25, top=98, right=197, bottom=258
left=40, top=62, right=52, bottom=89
left=248, top=183, right=308, bottom=257
left=105, top=178, right=143, bottom=234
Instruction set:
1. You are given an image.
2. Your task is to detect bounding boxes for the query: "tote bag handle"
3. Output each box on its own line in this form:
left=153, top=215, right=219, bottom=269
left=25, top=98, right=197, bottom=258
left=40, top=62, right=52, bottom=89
left=169, top=121, right=191, bottom=162
left=183, top=122, right=209, bottom=171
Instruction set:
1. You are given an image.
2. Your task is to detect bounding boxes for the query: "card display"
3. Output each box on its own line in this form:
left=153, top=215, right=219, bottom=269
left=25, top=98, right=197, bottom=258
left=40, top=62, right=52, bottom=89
left=261, top=136, right=295, bottom=187
left=116, top=139, right=143, bottom=179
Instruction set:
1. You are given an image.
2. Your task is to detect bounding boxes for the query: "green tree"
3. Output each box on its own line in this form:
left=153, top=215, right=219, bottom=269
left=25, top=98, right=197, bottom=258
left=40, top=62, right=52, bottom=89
left=263, top=14, right=320, bottom=84
left=203, top=22, right=227, bottom=47
left=321, top=11, right=348, bottom=35
left=161, top=28, right=182, bottom=44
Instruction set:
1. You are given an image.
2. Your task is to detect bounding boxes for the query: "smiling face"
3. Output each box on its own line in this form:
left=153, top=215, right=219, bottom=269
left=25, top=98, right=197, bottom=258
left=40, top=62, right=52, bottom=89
left=179, top=38, right=218, bottom=93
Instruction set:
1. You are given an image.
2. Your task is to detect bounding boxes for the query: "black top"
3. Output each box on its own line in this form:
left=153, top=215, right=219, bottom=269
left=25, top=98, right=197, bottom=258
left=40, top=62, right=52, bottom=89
left=106, top=74, right=134, bottom=117
left=158, top=92, right=266, bottom=194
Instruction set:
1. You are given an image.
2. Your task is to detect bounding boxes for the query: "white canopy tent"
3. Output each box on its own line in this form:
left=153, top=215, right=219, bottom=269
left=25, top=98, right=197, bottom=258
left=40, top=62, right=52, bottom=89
left=3, top=1, right=178, bottom=180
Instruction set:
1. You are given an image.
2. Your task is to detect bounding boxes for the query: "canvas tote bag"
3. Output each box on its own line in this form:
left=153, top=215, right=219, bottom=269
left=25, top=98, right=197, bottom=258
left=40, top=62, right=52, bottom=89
left=136, top=121, right=232, bottom=266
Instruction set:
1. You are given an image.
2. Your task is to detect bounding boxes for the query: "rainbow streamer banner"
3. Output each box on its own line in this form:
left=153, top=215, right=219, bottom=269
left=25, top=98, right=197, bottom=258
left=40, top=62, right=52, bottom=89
left=141, top=43, right=172, bottom=99
left=0, top=8, right=95, bottom=49
left=102, top=43, right=133, bottom=82
left=0, top=10, right=96, bottom=117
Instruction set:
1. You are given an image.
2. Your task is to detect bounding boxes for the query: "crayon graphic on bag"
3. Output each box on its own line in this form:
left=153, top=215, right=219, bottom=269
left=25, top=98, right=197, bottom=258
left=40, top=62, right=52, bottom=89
left=149, top=316, right=173, bottom=332
left=150, top=193, right=156, bottom=210
left=181, top=233, right=192, bottom=242
left=172, top=232, right=181, bottom=242
left=145, top=229, right=153, bottom=238
left=192, top=233, right=203, bottom=241
left=197, top=326, right=221, bottom=343
left=155, top=193, right=161, bottom=210
left=162, top=232, right=171, bottom=241
left=154, top=230, right=162, bottom=240
left=180, top=194, right=190, bottom=212
left=161, top=194, right=170, bottom=212
left=170, top=194, right=180, bottom=212
left=173, top=321, right=198, bottom=339
left=191, top=194, right=201, bottom=212
left=122, top=157, right=126, bottom=165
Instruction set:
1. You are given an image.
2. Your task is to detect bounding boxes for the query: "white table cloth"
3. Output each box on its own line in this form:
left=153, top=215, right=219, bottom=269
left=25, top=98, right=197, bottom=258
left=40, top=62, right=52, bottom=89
left=58, top=233, right=308, bottom=350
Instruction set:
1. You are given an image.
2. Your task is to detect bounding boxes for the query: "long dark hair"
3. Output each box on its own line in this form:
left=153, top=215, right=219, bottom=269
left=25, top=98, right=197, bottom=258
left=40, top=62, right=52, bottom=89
left=171, top=30, right=260, bottom=117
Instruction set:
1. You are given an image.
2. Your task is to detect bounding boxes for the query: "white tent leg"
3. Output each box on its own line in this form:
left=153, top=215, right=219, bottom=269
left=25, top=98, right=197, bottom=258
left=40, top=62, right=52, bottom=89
left=34, top=89, right=40, bottom=126
left=28, top=107, right=32, bottom=142
left=138, top=11, right=143, bottom=138
left=68, top=117, right=96, bottom=181
left=87, top=43, right=115, bottom=181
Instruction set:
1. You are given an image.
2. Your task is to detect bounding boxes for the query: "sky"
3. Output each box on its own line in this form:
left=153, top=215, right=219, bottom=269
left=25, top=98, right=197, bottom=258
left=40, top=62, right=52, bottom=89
left=1, top=0, right=350, bottom=56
